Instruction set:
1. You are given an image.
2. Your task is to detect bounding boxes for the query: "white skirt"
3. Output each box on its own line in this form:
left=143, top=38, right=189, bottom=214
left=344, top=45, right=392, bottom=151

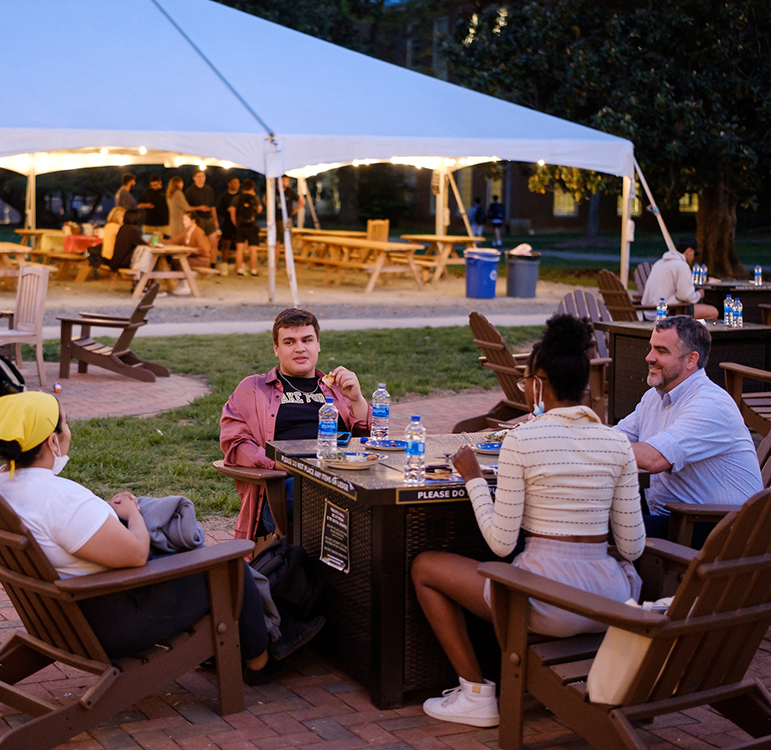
left=483, top=536, right=642, bottom=638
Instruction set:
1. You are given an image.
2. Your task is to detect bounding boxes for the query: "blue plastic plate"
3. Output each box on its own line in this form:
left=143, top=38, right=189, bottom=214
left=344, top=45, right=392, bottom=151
left=366, top=439, right=407, bottom=451
left=473, top=442, right=502, bottom=455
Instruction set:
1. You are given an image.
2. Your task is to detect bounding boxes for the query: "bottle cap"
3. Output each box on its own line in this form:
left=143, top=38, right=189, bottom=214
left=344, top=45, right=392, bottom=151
left=411, top=415, right=420, bottom=421
left=325, top=397, right=334, bottom=403
left=378, top=382, right=386, bottom=388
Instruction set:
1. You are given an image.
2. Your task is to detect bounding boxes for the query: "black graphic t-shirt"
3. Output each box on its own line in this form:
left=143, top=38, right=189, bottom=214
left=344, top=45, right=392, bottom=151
left=274, top=375, right=343, bottom=440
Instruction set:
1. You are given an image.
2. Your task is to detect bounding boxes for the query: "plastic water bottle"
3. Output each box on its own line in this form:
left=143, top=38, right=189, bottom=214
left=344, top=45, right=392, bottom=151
left=371, top=383, right=390, bottom=441
left=724, top=295, right=734, bottom=326
left=656, top=298, right=667, bottom=321
left=699, top=264, right=707, bottom=286
left=692, top=264, right=700, bottom=286
left=316, top=397, right=338, bottom=459
left=755, top=265, right=763, bottom=287
left=404, top=415, right=426, bottom=485
left=734, top=298, right=743, bottom=328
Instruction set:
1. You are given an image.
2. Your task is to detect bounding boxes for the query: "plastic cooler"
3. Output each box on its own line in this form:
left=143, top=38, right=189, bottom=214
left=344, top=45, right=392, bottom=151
left=506, top=252, right=541, bottom=298
left=464, top=249, right=501, bottom=299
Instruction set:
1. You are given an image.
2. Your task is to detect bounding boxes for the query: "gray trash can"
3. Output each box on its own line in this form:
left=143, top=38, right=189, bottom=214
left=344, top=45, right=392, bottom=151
left=506, top=252, right=541, bottom=298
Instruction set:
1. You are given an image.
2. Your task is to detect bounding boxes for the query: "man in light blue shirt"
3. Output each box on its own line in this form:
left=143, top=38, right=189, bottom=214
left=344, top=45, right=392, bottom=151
left=614, top=316, right=761, bottom=538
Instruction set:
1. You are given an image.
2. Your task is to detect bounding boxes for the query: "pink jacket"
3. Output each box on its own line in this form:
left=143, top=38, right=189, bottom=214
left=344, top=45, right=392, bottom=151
left=220, top=366, right=372, bottom=540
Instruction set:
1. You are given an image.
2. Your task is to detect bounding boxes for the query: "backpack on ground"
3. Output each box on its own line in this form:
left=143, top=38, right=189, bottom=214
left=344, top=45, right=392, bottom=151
left=249, top=536, right=324, bottom=622
left=0, top=355, right=25, bottom=396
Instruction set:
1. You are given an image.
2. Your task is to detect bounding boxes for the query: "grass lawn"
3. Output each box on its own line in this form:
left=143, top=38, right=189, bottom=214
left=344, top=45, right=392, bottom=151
left=45, top=325, right=541, bottom=518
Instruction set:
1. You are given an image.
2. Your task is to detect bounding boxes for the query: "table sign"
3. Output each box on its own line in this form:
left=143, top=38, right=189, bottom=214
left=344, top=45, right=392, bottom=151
left=320, top=500, right=350, bottom=573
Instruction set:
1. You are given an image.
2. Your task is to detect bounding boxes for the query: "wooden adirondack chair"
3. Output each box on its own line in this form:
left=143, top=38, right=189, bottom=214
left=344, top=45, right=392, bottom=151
left=57, top=283, right=171, bottom=382
left=480, top=488, right=771, bottom=750
left=213, top=460, right=290, bottom=555
left=451, top=312, right=532, bottom=433
left=0, top=493, right=254, bottom=750
left=661, top=428, right=771, bottom=547
left=632, top=261, right=652, bottom=303
left=720, top=361, right=771, bottom=438
left=0, top=265, right=50, bottom=387
left=597, top=269, right=657, bottom=321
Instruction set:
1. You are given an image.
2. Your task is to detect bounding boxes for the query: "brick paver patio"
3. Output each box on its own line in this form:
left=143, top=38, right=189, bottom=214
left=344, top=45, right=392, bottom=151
left=5, top=354, right=771, bottom=749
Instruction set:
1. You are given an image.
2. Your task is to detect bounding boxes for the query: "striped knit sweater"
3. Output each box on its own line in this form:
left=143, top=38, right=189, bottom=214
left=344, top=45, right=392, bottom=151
left=466, top=405, right=645, bottom=561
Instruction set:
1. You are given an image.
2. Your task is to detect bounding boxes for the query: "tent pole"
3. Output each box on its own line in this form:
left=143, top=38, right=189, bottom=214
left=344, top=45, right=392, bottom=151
left=434, top=164, right=448, bottom=236
left=447, top=171, right=474, bottom=238
left=25, top=157, right=36, bottom=231
left=278, top=179, right=300, bottom=308
left=619, top=176, right=632, bottom=286
left=305, top=181, right=321, bottom=230
left=266, top=178, right=276, bottom=306
left=634, top=158, right=675, bottom=253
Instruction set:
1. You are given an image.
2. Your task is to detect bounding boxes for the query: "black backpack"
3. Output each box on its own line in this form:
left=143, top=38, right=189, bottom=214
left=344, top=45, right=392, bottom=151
left=236, top=194, right=259, bottom=225
left=249, top=537, right=324, bottom=622
left=474, top=205, right=487, bottom=224
left=0, top=355, right=25, bottom=396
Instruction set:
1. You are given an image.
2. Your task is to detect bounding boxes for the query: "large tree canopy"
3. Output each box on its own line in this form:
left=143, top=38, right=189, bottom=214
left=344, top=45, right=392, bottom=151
left=446, top=0, right=771, bottom=276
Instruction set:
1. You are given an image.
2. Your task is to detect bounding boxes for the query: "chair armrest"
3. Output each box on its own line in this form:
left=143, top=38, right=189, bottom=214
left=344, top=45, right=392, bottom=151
left=55, top=540, right=255, bottom=600
left=720, top=362, right=771, bottom=385
left=78, top=312, right=132, bottom=322
left=56, top=315, right=145, bottom=330
left=213, top=460, right=288, bottom=482
left=661, top=502, right=738, bottom=521
left=631, top=303, right=657, bottom=312
left=589, top=357, right=612, bottom=367
left=0, top=311, right=14, bottom=326
left=642, top=537, right=699, bottom=566
left=478, top=561, right=666, bottom=635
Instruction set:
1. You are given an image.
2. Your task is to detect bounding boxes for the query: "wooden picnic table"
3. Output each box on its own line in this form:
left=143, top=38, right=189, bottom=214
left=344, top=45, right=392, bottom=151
left=0, top=243, right=25, bottom=288
left=15, top=228, right=65, bottom=251
left=295, top=234, right=425, bottom=293
left=292, top=228, right=368, bottom=238
left=399, top=234, right=484, bottom=282
left=131, top=245, right=202, bottom=299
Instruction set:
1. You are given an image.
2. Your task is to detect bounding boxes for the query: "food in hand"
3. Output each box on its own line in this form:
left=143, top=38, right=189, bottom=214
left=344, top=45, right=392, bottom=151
left=322, top=373, right=336, bottom=387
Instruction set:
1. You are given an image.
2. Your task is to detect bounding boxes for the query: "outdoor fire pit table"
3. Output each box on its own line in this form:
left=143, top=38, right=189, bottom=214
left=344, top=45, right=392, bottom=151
left=266, top=434, right=501, bottom=709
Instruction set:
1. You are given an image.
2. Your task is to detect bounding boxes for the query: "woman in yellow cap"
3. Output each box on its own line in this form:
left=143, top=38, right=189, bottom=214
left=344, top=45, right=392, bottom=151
left=0, top=392, right=275, bottom=682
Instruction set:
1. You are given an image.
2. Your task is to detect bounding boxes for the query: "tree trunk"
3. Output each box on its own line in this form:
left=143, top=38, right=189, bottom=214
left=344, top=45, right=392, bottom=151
left=586, top=192, right=600, bottom=238
left=696, top=181, right=746, bottom=279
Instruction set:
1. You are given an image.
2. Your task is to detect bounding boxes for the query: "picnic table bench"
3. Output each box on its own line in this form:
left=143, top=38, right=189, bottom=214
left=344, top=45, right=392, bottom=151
left=293, top=234, right=425, bottom=293
left=400, top=234, right=484, bottom=282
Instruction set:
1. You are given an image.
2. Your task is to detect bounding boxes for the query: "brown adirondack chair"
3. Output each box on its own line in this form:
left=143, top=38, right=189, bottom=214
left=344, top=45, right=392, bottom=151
left=480, top=488, right=771, bottom=750
left=721, top=361, right=771, bottom=438
left=632, top=261, right=652, bottom=303
left=213, top=459, right=290, bottom=554
left=57, top=283, right=171, bottom=382
left=597, top=269, right=657, bottom=321
left=0, top=492, right=254, bottom=750
left=451, top=312, right=532, bottom=433
left=662, top=428, right=771, bottom=547
left=556, top=288, right=612, bottom=358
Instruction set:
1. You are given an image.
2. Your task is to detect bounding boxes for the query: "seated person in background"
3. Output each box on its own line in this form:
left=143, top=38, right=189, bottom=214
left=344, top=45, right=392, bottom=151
left=641, top=237, right=718, bottom=319
left=96, top=206, right=125, bottom=263
left=614, top=316, right=761, bottom=542
left=0, top=391, right=283, bottom=684
left=220, top=308, right=372, bottom=541
left=164, top=212, right=212, bottom=296
left=108, top=208, right=144, bottom=271
left=412, top=315, right=644, bottom=728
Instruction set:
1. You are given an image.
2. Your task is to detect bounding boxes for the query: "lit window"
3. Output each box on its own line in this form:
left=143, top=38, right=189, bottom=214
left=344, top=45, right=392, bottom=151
left=616, top=194, right=642, bottom=217
left=553, top=189, right=578, bottom=217
left=679, top=193, right=699, bottom=213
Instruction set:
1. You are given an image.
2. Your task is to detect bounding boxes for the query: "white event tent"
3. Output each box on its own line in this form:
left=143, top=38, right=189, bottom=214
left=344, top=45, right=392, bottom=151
left=0, top=0, right=661, bottom=301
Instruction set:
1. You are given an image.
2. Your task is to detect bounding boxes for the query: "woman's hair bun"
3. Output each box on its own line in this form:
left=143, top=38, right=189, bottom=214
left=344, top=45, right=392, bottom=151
left=541, top=314, right=594, bottom=356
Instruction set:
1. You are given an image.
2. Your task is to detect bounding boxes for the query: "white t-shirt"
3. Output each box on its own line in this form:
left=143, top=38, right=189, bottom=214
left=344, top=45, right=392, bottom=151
left=0, top=468, right=117, bottom=578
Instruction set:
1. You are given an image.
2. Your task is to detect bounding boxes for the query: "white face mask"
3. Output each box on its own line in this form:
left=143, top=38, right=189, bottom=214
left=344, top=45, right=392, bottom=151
left=51, top=435, right=69, bottom=475
left=532, top=376, right=545, bottom=416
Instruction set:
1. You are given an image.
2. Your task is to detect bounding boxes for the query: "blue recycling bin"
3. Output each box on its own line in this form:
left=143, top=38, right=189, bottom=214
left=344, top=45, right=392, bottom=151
left=465, top=249, right=501, bottom=299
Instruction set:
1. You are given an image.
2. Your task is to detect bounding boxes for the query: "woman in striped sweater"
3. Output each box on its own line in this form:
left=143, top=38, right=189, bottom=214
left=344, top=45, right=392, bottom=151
left=412, top=314, right=646, bottom=728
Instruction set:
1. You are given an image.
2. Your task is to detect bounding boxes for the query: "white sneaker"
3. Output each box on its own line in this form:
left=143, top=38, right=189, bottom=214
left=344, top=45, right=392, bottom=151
left=219, top=262, right=229, bottom=276
left=173, top=280, right=192, bottom=296
left=237, top=266, right=247, bottom=277
left=423, top=677, right=498, bottom=727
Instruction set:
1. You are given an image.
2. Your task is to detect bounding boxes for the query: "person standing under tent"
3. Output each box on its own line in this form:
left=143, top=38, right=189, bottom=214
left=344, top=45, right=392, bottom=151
left=229, top=179, right=262, bottom=278
left=488, top=195, right=505, bottom=248
left=217, top=175, right=241, bottom=275
left=115, top=174, right=138, bottom=211
left=137, top=175, right=169, bottom=238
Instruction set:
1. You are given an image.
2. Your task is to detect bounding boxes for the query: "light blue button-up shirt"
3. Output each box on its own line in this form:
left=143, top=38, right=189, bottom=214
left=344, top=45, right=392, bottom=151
left=614, top=368, right=762, bottom=515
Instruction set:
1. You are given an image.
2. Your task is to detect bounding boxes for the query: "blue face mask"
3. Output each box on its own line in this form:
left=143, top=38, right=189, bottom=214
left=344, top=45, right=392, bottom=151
left=532, top=376, right=545, bottom=416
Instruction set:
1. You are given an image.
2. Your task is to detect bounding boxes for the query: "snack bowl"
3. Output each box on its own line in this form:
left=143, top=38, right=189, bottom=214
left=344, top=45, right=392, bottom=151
left=366, top=439, right=406, bottom=451
left=323, top=452, right=384, bottom=470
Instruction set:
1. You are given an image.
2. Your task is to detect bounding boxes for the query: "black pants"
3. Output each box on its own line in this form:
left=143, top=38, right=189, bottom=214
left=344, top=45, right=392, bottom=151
left=80, top=561, right=268, bottom=660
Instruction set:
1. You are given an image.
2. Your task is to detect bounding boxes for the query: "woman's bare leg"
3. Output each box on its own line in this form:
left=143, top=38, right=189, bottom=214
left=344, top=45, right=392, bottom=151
left=411, top=551, right=491, bottom=683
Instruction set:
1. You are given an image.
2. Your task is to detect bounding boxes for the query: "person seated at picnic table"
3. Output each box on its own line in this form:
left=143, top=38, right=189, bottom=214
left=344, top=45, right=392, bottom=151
left=162, top=212, right=212, bottom=296
left=614, top=315, right=761, bottom=545
left=641, top=237, right=718, bottom=319
left=411, top=315, right=645, bottom=728
left=220, top=308, right=372, bottom=541
left=0, top=391, right=316, bottom=684
left=108, top=208, right=144, bottom=271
